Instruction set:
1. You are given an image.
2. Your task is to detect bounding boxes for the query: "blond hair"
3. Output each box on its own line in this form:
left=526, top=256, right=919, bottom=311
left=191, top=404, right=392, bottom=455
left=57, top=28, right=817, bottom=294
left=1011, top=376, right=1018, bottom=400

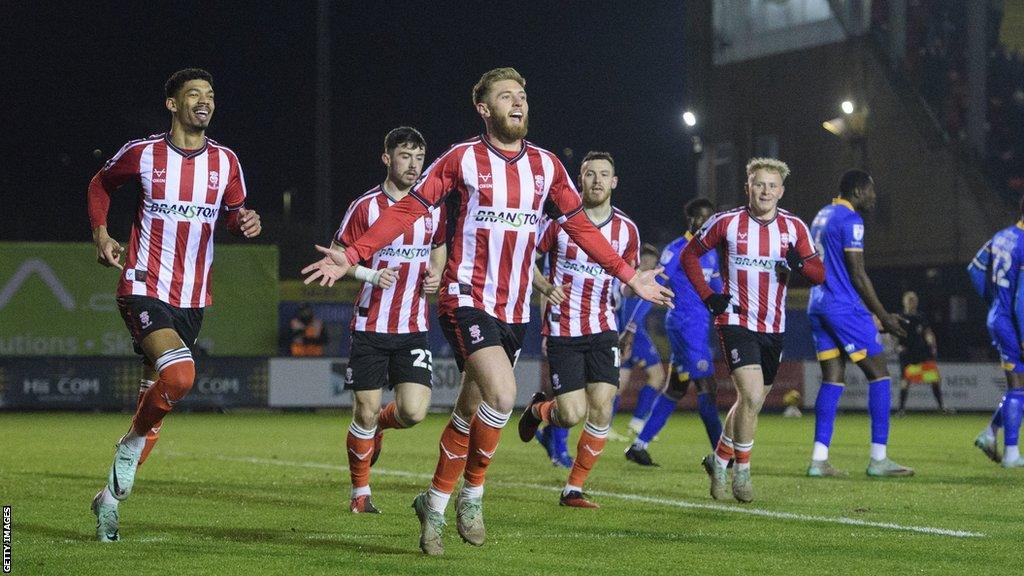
left=746, top=157, right=790, bottom=181
left=472, top=67, right=526, bottom=105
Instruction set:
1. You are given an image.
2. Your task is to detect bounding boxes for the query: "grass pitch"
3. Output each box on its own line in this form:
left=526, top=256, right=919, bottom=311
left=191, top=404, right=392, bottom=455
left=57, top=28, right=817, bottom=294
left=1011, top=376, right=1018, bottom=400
left=1, top=410, right=1018, bottom=575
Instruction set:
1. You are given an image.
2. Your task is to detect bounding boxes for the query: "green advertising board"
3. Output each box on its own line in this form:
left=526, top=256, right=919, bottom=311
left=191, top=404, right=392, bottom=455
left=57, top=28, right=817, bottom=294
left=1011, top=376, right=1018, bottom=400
left=0, top=243, right=278, bottom=356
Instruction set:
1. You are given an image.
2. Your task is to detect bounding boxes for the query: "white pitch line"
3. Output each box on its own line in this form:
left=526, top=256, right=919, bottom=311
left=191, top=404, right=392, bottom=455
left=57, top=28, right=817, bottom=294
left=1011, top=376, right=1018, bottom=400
left=166, top=452, right=986, bottom=539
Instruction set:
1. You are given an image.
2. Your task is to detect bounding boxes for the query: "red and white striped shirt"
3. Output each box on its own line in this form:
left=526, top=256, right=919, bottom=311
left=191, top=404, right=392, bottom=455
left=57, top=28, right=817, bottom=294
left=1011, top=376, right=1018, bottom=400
left=539, top=209, right=639, bottom=337
left=691, top=207, right=816, bottom=333
left=336, top=185, right=441, bottom=334
left=340, top=136, right=637, bottom=324
left=87, top=134, right=246, bottom=308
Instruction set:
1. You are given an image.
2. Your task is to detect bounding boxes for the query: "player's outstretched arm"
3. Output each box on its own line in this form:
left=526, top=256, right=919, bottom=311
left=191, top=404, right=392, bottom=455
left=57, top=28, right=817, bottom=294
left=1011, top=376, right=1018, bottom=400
left=844, top=250, right=906, bottom=338
left=626, top=267, right=674, bottom=308
left=301, top=245, right=351, bottom=287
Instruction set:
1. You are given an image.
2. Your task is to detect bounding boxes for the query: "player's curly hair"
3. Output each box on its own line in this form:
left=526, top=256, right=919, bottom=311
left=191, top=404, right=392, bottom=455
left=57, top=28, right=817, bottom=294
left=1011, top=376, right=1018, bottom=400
left=165, top=68, right=213, bottom=98
left=473, top=67, right=526, bottom=105
left=839, top=169, right=873, bottom=198
left=746, top=157, right=790, bottom=181
left=384, top=126, right=426, bottom=153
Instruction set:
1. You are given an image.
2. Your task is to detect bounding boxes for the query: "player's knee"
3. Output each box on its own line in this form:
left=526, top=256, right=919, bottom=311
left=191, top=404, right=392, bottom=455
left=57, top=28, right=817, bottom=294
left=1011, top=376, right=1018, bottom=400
left=155, top=347, right=195, bottom=401
left=352, top=403, right=378, bottom=429
left=397, top=402, right=428, bottom=426
left=740, top=390, right=766, bottom=412
left=556, top=401, right=587, bottom=427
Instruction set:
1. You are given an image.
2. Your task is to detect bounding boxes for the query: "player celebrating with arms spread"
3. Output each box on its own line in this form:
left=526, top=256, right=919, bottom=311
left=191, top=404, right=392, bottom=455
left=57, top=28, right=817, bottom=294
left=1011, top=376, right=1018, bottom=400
left=518, top=151, right=640, bottom=508
left=332, top=127, right=443, bottom=514
left=87, top=68, right=261, bottom=542
left=302, top=68, right=671, bottom=555
left=805, top=169, right=913, bottom=478
left=681, top=158, right=823, bottom=503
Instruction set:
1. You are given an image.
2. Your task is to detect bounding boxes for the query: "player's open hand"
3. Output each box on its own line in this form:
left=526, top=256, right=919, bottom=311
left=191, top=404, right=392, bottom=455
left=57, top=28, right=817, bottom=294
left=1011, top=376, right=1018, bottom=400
left=880, top=312, right=908, bottom=339
left=238, top=208, right=262, bottom=238
left=375, top=267, right=399, bottom=289
left=301, top=245, right=351, bottom=287
left=545, top=283, right=568, bottom=306
left=422, top=268, right=441, bottom=294
left=628, top=267, right=674, bottom=308
left=95, top=235, right=124, bottom=270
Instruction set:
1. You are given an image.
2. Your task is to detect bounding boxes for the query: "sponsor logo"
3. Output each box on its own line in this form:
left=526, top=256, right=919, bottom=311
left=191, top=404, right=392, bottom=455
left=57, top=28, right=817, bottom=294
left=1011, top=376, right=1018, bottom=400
left=377, top=246, right=430, bottom=260
left=152, top=168, right=166, bottom=183
left=478, top=173, right=493, bottom=190
left=582, top=444, right=603, bottom=457
left=139, top=311, right=152, bottom=329
left=440, top=443, right=467, bottom=461
left=469, top=324, right=484, bottom=345
left=476, top=448, right=496, bottom=458
left=534, top=175, right=545, bottom=195
left=208, top=171, right=219, bottom=189
left=0, top=259, right=75, bottom=311
left=160, top=391, right=178, bottom=407
left=731, top=255, right=777, bottom=271
left=147, top=202, right=220, bottom=220
left=852, top=224, right=864, bottom=241
left=473, top=209, right=541, bottom=228
left=126, top=269, right=147, bottom=283
left=562, top=260, right=604, bottom=277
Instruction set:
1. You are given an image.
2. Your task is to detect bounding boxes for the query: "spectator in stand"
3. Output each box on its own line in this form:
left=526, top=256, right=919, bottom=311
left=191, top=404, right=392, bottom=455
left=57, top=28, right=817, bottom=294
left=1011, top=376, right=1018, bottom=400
left=290, top=303, right=327, bottom=357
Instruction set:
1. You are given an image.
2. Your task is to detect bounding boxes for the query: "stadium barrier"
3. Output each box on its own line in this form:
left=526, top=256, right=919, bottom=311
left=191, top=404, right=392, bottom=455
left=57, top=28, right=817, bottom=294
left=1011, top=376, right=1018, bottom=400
left=802, top=361, right=1006, bottom=411
left=0, top=356, right=267, bottom=410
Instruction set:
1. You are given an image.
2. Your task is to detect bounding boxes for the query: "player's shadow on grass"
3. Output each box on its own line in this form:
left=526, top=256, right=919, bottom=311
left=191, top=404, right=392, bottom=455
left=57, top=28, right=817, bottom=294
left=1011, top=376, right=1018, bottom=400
left=132, top=522, right=419, bottom=555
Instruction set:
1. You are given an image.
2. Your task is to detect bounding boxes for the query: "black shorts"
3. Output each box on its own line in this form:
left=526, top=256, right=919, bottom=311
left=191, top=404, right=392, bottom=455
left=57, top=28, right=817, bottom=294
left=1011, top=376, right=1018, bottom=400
left=546, top=331, right=621, bottom=396
left=717, top=325, right=785, bottom=386
left=117, top=295, right=204, bottom=359
left=440, top=306, right=527, bottom=372
left=345, top=331, right=434, bottom=391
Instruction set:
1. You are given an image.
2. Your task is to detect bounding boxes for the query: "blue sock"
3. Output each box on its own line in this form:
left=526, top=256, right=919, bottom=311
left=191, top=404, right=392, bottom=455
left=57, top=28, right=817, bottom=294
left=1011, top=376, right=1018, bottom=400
left=612, top=395, right=621, bottom=415
left=637, top=394, right=676, bottom=444
left=633, top=384, right=659, bottom=421
left=991, top=395, right=1006, bottom=431
left=814, top=382, right=844, bottom=447
left=1002, top=390, right=1024, bottom=447
left=867, top=378, right=891, bottom=446
left=696, top=392, right=722, bottom=450
left=550, top=425, right=570, bottom=455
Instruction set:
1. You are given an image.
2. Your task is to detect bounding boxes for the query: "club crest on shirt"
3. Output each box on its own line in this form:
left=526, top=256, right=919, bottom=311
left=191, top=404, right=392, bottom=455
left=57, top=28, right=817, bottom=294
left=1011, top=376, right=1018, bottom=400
left=424, top=216, right=434, bottom=233
left=780, top=233, right=790, bottom=246
left=208, top=171, right=219, bottom=189
left=534, top=175, right=545, bottom=195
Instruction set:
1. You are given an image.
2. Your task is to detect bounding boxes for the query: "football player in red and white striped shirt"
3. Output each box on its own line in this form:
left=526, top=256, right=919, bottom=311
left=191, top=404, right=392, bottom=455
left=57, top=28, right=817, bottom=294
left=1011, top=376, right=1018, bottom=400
left=518, top=151, right=640, bottom=508
left=86, top=68, right=261, bottom=542
left=681, top=158, right=823, bottom=504
left=330, top=127, right=443, bottom=514
left=302, top=68, right=671, bottom=555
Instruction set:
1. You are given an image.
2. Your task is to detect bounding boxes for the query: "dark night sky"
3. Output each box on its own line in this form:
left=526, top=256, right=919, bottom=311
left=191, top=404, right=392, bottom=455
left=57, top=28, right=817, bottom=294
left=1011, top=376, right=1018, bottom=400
left=4, top=2, right=691, bottom=256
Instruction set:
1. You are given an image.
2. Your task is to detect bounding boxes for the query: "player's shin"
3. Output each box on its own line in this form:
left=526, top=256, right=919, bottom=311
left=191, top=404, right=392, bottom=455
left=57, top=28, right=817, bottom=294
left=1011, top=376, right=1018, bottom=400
left=347, top=422, right=377, bottom=497
left=696, top=391, right=723, bottom=450
left=427, top=413, right=471, bottom=513
left=566, top=421, right=609, bottom=493
left=131, top=348, right=195, bottom=439
left=463, top=402, right=511, bottom=491
left=867, top=378, right=891, bottom=460
left=812, top=382, right=844, bottom=461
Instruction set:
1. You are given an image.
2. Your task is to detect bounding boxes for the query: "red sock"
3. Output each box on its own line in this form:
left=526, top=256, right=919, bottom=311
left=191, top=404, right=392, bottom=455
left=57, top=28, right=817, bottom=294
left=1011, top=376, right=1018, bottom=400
left=132, top=360, right=194, bottom=436
left=715, top=436, right=735, bottom=462
left=430, top=420, right=470, bottom=494
left=378, top=402, right=405, bottom=430
left=134, top=382, right=162, bottom=467
left=533, top=399, right=556, bottom=423
left=734, top=440, right=752, bottom=466
left=463, top=404, right=509, bottom=487
left=347, top=425, right=376, bottom=490
left=567, top=426, right=608, bottom=488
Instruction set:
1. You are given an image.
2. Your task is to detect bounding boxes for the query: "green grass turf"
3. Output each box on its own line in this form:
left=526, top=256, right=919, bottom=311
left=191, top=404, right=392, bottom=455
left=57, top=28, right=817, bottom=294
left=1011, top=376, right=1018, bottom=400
left=1, top=410, right=1018, bottom=575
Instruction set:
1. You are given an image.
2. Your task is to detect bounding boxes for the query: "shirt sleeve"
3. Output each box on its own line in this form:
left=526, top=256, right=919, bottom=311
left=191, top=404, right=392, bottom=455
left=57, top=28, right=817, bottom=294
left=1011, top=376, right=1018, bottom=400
left=708, top=251, right=724, bottom=293
left=841, top=213, right=865, bottom=251
left=221, top=150, right=247, bottom=211
left=87, top=140, right=144, bottom=229
left=546, top=158, right=635, bottom=283
left=536, top=218, right=558, bottom=254
left=968, top=239, right=993, bottom=301
left=343, top=150, right=461, bottom=265
left=624, top=222, right=640, bottom=269
left=333, top=198, right=370, bottom=249
left=431, top=204, right=447, bottom=248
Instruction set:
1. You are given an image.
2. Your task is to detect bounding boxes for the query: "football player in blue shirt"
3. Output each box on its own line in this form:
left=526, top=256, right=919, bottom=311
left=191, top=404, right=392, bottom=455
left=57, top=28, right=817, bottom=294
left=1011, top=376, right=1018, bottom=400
left=625, top=199, right=723, bottom=466
left=969, top=207, right=1024, bottom=467
left=617, top=244, right=667, bottom=436
left=967, top=239, right=1006, bottom=462
left=806, top=170, right=913, bottom=477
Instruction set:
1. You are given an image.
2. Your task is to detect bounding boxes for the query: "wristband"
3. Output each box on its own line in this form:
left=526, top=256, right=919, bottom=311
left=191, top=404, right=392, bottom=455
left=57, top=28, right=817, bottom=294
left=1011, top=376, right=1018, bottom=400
left=353, top=265, right=377, bottom=284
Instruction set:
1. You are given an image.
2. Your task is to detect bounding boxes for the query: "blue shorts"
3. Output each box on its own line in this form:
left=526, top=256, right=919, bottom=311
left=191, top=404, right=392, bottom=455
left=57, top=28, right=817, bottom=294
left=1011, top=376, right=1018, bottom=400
left=988, top=317, right=1024, bottom=373
left=622, top=328, right=661, bottom=369
left=808, top=308, right=883, bottom=362
left=666, top=317, right=714, bottom=380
